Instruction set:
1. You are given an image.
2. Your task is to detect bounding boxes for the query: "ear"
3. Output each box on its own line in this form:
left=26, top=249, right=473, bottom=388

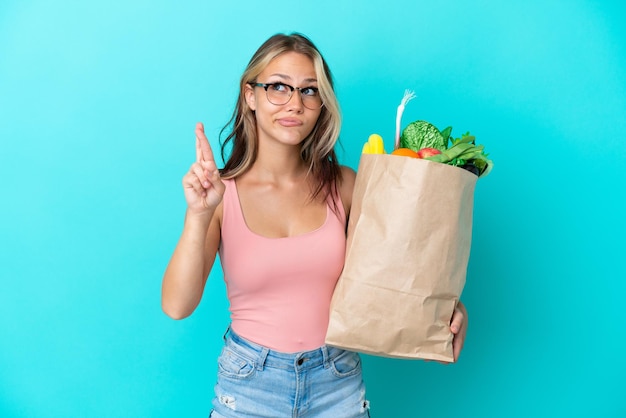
left=244, top=84, right=256, bottom=111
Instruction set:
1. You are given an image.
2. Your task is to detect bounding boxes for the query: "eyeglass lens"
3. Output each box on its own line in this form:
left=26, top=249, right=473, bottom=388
left=264, top=83, right=323, bottom=109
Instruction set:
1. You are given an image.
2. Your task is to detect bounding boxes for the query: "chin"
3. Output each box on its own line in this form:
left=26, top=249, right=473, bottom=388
left=276, top=132, right=308, bottom=146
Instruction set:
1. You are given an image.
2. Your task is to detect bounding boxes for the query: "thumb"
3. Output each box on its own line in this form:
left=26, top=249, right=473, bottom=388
left=450, top=307, right=465, bottom=334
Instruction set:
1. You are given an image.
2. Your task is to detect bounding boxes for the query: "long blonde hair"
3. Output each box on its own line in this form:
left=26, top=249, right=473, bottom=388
left=219, top=33, right=343, bottom=202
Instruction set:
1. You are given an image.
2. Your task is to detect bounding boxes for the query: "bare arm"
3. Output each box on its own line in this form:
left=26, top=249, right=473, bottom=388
left=162, top=208, right=221, bottom=319
left=161, top=123, right=225, bottom=319
left=339, top=165, right=356, bottom=218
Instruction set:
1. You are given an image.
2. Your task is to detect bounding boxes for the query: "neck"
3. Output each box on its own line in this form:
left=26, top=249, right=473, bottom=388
left=248, top=144, right=309, bottom=184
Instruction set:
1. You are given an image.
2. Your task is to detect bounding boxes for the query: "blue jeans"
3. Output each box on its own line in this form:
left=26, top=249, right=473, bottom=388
left=210, top=329, right=370, bottom=417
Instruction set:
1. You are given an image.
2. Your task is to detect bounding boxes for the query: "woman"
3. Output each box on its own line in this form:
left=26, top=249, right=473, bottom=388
left=162, top=33, right=467, bottom=417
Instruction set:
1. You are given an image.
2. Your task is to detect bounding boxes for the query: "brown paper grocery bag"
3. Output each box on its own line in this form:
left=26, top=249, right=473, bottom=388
left=326, top=153, right=477, bottom=362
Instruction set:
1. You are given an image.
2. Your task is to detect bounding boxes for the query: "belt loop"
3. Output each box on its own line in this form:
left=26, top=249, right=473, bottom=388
left=321, top=346, right=331, bottom=368
left=256, top=347, right=270, bottom=371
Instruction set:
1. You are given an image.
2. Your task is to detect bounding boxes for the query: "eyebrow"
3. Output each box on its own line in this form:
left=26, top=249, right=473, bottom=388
left=268, top=73, right=318, bottom=84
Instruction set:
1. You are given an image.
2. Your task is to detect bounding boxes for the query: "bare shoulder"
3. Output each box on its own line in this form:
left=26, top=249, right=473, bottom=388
left=338, top=165, right=356, bottom=217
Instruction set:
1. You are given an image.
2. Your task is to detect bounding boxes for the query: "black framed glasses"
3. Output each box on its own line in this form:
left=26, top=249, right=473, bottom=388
left=249, top=82, right=324, bottom=110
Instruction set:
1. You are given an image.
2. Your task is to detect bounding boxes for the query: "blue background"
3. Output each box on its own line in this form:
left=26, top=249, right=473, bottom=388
left=1, top=0, right=625, bottom=417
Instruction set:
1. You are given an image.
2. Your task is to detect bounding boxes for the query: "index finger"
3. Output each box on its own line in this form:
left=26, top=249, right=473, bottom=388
left=195, top=136, right=202, bottom=163
left=195, top=122, right=215, bottom=163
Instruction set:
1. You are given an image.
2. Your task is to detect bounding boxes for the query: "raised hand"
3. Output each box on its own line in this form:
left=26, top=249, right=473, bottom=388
left=182, top=122, right=225, bottom=214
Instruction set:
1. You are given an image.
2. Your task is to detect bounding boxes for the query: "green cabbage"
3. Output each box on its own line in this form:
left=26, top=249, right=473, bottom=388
left=400, top=120, right=447, bottom=152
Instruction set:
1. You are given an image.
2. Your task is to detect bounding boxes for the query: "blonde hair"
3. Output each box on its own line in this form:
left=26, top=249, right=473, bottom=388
left=219, top=33, right=343, bottom=202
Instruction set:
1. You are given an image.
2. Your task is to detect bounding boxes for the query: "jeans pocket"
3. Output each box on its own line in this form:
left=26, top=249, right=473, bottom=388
left=330, top=349, right=362, bottom=378
left=217, top=347, right=256, bottom=380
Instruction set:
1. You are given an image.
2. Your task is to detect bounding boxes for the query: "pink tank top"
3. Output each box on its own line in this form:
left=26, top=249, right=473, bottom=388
left=218, top=178, right=346, bottom=353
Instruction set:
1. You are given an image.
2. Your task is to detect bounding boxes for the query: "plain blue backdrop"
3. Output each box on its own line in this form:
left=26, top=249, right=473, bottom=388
left=1, top=0, right=625, bottom=417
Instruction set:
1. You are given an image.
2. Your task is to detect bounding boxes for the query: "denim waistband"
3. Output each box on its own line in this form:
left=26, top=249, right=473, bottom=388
left=224, top=327, right=345, bottom=371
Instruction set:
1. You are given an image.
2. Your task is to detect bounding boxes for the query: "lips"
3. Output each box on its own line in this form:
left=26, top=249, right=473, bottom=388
left=277, top=117, right=303, bottom=127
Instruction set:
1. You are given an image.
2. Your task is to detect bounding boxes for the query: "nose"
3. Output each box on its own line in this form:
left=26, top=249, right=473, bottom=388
left=286, top=89, right=305, bottom=110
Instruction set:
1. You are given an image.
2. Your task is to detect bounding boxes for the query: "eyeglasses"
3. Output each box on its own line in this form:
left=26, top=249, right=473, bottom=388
left=249, top=82, right=324, bottom=110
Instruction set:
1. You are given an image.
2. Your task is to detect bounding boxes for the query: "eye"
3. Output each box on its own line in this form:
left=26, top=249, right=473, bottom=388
left=300, top=87, right=319, bottom=97
left=269, top=83, right=290, bottom=93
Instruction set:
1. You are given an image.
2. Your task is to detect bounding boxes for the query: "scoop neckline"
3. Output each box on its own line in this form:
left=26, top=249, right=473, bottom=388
left=230, top=178, right=330, bottom=240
